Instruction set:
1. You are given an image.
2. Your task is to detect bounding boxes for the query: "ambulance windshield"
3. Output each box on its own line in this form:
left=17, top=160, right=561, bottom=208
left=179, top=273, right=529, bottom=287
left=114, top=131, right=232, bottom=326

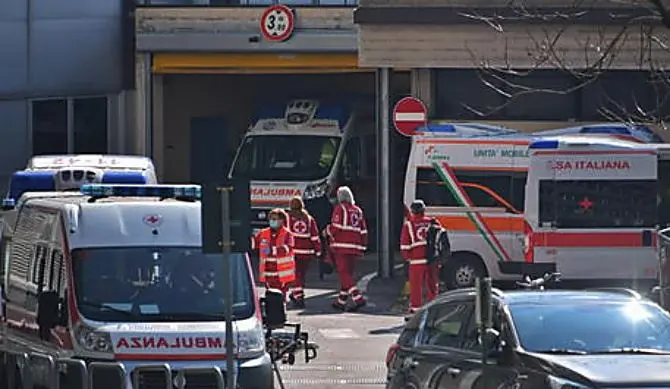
left=71, top=247, right=254, bottom=322
left=231, top=135, right=341, bottom=181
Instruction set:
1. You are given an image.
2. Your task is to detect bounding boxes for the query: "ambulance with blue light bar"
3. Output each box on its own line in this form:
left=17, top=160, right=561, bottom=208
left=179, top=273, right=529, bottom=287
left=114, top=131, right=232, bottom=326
left=6, top=154, right=158, bottom=202
left=229, top=99, right=377, bottom=232
left=1, top=184, right=272, bottom=389
left=523, top=136, right=670, bottom=286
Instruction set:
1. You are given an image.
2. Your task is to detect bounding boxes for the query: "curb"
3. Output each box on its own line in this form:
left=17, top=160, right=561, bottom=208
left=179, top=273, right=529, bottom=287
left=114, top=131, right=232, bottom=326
left=357, top=263, right=405, bottom=294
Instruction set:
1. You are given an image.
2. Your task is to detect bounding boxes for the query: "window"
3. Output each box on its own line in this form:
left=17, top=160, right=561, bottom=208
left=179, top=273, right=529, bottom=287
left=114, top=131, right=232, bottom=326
left=32, top=100, right=68, bottom=155
left=49, top=250, right=64, bottom=295
left=31, top=97, right=109, bottom=156
left=340, top=138, right=361, bottom=181
left=397, top=310, right=423, bottom=347
left=421, top=302, right=472, bottom=348
left=74, top=97, right=108, bottom=153
left=415, top=167, right=526, bottom=212
left=539, top=179, right=657, bottom=228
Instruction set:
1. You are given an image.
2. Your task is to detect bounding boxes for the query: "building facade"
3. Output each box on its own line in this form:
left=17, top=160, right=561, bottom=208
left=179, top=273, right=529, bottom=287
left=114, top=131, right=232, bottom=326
left=0, top=0, right=134, bottom=189
left=354, top=0, right=670, bottom=132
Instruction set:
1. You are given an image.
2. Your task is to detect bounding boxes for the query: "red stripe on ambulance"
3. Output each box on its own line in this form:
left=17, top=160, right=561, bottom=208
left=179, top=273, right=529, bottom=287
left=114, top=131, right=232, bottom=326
left=532, top=231, right=656, bottom=248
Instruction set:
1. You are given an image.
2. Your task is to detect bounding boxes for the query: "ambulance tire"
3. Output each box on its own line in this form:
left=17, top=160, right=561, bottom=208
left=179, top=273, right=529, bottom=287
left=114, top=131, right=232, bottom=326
left=443, top=253, right=487, bottom=289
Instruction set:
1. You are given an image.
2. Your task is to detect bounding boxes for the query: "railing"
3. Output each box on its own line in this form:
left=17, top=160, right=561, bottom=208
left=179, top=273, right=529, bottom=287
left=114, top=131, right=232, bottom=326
left=137, top=0, right=358, bottom=6
left=0, top=350, right=225, bottom=389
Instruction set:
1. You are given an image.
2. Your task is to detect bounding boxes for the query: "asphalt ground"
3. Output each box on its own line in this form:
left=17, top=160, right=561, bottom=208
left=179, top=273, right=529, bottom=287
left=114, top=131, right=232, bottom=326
left=250, top=255, right=405, bottom=389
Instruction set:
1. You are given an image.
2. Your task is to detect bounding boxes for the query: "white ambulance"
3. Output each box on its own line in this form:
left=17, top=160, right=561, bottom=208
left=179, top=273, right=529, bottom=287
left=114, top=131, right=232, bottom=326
left=229, top=99, right=377, bottom=233
left=404, top=133, right=536, bottom=288
left=1, top=184, right=272, bottom=389
left=524, top=136, right=668, bottom=286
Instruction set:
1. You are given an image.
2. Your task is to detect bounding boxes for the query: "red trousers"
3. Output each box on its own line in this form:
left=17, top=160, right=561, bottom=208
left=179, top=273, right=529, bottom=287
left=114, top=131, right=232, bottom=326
left=334, top=254, right=365, bottom=304
left=291, top=257, right=311, bottom=300
left=409, top=262, right=440, bottom=310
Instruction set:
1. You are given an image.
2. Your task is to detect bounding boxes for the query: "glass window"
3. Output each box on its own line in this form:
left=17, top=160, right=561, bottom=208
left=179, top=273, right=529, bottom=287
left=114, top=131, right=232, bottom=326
left=397, top=311, right=423, bottom=347
left=72, top=247, right=254, bottom=322
left=539, top=179, right=657, bottom=228
left=32, top=99, right=67, bottom=155
left=658, top=160, right=670, bottom=227
left=421, top=302, right=472, bottom=348
left=415, top=167, right=526, bottom=212
left=231, top=135, right=341, bottom=181
left=510, top=301, right=670, bottom=353
left=363, top=134, right=376, bottom=177
left=74, top=97, right=108, bottom=154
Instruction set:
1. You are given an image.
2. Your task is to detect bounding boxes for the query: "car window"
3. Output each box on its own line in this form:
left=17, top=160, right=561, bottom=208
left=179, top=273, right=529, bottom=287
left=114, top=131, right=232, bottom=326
left=398, top=310, right=424, bottom=347
left=461, top=305, right=507, bottom=352
left=421, top=301, right=472, bottom=348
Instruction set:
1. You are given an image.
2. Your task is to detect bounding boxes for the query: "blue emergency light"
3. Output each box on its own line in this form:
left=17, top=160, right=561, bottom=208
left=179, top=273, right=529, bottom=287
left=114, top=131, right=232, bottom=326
left=80, top=184, right=202, bottom=200
left=8, top=171, right=56, bottom=201
left=529, top=139, right=560, bottom=149
left=101, top=171, right=148, bottom=184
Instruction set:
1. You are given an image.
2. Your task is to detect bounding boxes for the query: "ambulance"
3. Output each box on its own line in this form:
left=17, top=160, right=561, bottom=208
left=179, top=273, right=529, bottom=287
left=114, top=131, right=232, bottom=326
left=8, top=154, right=158, bottom=201
left=1, top=184, right=272, bottom=389
left=404, top=133, right=534, bottom=288
left=524, top=136, right=670, bottom=286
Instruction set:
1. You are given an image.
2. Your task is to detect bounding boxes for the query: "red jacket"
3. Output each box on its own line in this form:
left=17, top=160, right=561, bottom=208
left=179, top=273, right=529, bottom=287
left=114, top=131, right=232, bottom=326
left=251, top=227, right=295, bottom=284
left=287, top=214, right=322, bottom=260
left=400, top=214, right=436, bottom=265
left=329, top=202, right=368, bottom=256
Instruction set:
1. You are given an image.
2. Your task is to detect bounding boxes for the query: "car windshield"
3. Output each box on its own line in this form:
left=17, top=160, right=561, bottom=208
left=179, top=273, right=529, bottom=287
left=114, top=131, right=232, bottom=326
left=72, top=247, right=254, bottom=322
left=230, top=135, right=341, bottom=181
left=510, top=301, right=670, bottom=353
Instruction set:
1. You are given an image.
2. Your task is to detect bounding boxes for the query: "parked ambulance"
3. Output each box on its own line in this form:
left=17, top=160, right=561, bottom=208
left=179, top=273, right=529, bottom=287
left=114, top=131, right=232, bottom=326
left=8, top=154, right=158, bottom=201
left=524, top=136, right=669, bottom=286
left=1, top=184, right=272, bottom=389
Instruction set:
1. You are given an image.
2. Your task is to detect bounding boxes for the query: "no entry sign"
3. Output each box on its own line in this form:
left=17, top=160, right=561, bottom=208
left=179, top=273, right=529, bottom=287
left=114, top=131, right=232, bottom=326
left=260, top=4, right=295, bottom=42
left=393, top=97, right=427, bottom=136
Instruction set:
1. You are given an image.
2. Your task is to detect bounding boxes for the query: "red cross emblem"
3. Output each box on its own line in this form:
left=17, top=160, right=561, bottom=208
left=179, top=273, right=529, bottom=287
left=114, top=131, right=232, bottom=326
left=293, top=220, right=307, bottom=234
left=578, top=197, right=593, bottom=210
left=416, top=226, right=429, bottom=241
left=143, top=214, right=163, bottom=226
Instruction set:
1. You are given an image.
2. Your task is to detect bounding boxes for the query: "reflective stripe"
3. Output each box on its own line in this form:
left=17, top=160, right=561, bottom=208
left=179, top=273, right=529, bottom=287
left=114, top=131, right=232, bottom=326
left=293, top=286, right=303, bottom=291
left=348, top=286, right=359, bottom=294
left=405, top=221, right=415, bottom=244
left=411, top=241, right=427, bottom=248
left=264, top=269, right=295, bottom=278
left=310, top=236, right=320, bottom=241
left=400, top=244, right=412, bottom=250
left=264, top=256, right=294, bottom=265
left=360, top=229, right=368, bottom=234
left=294, top=249, right=314, bottom=255
left=271, top=245, right=290, bottom=256
left=409, top=259, right=428, bottom=265
left=293, top=233, right=311, bottom=238
left=330, top=242, right=366, bottom=250
left=352, top=294, right=364, bottom=302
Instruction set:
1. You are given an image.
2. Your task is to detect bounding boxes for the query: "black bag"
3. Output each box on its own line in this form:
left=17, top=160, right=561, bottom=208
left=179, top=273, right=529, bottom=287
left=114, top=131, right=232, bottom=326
left=426, top=221, right=451, bottom=264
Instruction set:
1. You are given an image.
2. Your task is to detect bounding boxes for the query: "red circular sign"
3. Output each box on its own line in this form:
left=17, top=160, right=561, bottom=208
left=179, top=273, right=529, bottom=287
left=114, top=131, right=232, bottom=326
left=393, top=97, right=428, bottom=136
left=260, top=5, right=295, bottom=42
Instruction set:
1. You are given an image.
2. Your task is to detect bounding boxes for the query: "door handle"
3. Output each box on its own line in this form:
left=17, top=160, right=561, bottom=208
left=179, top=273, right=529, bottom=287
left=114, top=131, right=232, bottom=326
left=447, top=367, right=461, bottom=376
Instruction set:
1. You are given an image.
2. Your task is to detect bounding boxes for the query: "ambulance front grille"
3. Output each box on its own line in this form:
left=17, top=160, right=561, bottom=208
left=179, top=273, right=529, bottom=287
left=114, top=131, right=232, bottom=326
left=134, top=369, right=224, bottom=389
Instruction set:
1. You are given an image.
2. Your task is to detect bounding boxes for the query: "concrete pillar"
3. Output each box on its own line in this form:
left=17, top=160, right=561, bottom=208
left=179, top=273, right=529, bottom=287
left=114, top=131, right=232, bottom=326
left=411, top=68, right=434, bottom=115
left=152, top=75, right=164, bottom=181
left=134, top=52, right=152, bottom=156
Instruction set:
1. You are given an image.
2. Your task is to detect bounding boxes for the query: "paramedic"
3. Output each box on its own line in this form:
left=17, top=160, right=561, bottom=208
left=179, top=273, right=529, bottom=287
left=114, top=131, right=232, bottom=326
left=400, top=200, right=440, bottom=314
left=287, top=196, right=322, bottom=309
left=329, top=186, right=368, bottom=311
left=252, top=209, right=296, bottom=301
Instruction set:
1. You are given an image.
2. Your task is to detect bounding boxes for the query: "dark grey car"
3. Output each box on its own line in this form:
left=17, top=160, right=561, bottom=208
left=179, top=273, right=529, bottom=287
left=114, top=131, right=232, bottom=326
left=386, top=288, right=670, bottom=389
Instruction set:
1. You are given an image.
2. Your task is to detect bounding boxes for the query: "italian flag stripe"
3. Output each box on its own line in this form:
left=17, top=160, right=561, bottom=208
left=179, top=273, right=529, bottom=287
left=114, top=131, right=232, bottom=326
left=434, top=161, right=512, bottom=263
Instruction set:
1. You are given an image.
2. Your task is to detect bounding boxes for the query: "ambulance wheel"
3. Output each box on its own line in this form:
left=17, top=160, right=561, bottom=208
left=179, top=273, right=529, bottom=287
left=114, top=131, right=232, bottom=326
left=443, top=253, right=486, bottom=289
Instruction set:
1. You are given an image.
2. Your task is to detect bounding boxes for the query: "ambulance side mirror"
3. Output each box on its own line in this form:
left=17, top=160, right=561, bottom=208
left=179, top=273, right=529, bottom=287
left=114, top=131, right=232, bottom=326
left=260, top=290, right=286, bottom=330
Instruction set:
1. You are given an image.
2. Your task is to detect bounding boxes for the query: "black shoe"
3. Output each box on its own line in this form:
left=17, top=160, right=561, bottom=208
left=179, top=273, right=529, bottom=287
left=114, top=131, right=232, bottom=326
left=293, top=298, right=306, bottom=309
left=348, top=299, right=367, bottom=312
left=332, top=301, right=346, bottom=311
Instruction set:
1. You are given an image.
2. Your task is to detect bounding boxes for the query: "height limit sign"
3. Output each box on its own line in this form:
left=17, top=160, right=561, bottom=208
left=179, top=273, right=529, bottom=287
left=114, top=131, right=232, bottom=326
left=260, top=4, right=295, bottom=42
left=393, top=97, right=428, bottom=137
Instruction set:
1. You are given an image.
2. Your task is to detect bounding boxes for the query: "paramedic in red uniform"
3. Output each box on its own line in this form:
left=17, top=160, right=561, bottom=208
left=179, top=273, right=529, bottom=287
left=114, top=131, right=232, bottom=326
left=287, top=196, right=322, bottom=308
left=329, top=186, right=368, bottom=311
left=252, top=209, right=296, bottom=301
left=400, top=200, right=440, bottom=314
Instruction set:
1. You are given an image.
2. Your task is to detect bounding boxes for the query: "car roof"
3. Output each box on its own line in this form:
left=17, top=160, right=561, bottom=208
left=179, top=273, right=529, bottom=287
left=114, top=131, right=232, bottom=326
left=429, top=288, right=645, bottom=308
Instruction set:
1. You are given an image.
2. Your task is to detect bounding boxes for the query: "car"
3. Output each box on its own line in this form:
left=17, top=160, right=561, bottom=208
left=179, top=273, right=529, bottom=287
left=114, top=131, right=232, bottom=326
left=386, top=285, right=670, bottom=389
